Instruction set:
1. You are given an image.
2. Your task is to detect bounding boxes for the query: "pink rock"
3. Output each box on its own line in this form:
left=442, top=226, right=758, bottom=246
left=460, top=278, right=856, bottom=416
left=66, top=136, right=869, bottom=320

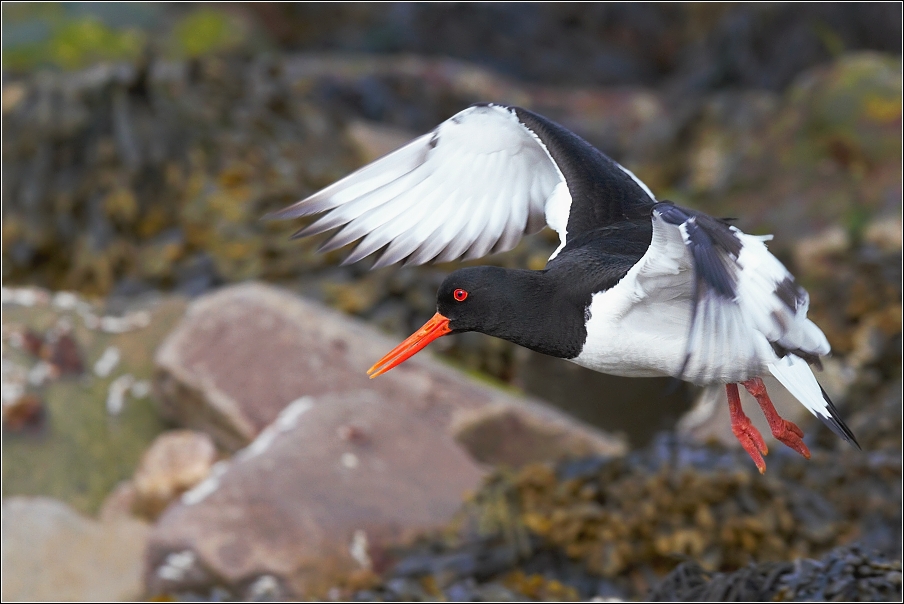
left=148, top=283, right=624, bottom=597
left=153, top=283, right=624, bottom=462
left=146, top=391, right=485, bottom=598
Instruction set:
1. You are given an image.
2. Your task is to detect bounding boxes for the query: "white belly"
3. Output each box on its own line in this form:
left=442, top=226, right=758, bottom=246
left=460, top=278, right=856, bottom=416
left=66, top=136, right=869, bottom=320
left=572, top=282, right=773, bottom=385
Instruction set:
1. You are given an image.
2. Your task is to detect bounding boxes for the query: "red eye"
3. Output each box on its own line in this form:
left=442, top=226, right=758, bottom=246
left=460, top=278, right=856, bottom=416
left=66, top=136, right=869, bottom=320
left=453, top=288, right=468, bottom=302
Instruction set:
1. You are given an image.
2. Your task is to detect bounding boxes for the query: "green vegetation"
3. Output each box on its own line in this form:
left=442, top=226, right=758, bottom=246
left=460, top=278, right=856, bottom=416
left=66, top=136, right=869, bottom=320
left=170, top=8, right=244, bottom=59
left=2, top=4, right=247, bottom=72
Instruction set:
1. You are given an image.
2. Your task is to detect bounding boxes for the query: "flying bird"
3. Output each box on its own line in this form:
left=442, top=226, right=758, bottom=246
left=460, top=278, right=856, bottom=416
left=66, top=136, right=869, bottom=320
left=268, top=103, right=859, bottom=472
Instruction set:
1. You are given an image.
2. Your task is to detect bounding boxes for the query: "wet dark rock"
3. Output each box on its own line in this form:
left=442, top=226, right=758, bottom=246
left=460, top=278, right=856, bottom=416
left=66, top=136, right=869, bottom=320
left=649, top=544, right=902, bottom=602
left=648, top=559, right=793, bottom=601
left=350, top=432, right=899, bottom=601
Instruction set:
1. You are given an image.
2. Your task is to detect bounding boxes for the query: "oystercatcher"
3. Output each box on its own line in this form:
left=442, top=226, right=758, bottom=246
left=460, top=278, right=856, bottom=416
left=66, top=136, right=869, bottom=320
left=268, top=103, right=859, bottom=472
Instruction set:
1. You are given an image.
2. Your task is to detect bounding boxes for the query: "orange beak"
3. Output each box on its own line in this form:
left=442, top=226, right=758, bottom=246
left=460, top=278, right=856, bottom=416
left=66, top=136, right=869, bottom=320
left=367, top=312, right=452, bottom=378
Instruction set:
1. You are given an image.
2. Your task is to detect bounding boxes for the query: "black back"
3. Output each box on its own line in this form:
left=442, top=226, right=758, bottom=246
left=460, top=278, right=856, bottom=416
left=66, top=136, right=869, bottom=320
left=513, top=106, right=656, bottom=237
left=546, top=216, right=653, bottom=292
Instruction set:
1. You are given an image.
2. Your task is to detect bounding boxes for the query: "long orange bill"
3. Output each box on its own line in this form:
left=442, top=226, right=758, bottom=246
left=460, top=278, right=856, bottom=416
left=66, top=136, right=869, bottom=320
left=367, top=312, right=451, bottom=378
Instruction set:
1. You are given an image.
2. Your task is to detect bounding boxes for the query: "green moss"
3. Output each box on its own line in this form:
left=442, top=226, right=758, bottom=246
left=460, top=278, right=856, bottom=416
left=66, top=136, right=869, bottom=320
left=1, top=298, right=187, bottom=514
left=2, top=6, right=248, bottom=72
left=2, top=16, right=145, bottom=71
left=49, top=18, right=145, bottom=69
left=171, top=8, right=244, bottom=59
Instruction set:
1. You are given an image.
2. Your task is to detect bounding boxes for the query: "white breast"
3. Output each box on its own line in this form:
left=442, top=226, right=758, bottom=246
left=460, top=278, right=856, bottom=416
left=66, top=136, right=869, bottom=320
left=572, top=283, right=692, bottom=379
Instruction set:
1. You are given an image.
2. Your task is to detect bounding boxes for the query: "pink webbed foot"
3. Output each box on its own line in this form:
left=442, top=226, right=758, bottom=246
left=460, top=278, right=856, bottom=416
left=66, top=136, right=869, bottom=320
left=726, top=383, right=769, bottom=473
left=742, top=377, right=811, bottom=461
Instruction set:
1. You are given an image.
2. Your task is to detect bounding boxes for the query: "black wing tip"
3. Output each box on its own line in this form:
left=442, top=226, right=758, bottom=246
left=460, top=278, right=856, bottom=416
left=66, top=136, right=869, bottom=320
left=818, top=385, right=862, bottom=450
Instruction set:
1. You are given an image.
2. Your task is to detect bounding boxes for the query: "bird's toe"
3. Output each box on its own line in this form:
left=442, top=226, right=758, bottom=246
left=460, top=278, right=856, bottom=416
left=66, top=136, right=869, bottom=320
left=773, top=419, right=811, bottom=460
left=731, top=417, right=769, bottom=473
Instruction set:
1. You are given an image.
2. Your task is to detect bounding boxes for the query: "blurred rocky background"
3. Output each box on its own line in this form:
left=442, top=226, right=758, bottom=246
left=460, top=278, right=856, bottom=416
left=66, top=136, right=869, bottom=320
left=2, top=3, right=901, bottom=601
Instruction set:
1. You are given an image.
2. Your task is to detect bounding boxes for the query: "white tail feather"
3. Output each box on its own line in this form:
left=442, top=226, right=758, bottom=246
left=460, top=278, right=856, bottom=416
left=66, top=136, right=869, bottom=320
left=767, top=355, right=828, bottom=419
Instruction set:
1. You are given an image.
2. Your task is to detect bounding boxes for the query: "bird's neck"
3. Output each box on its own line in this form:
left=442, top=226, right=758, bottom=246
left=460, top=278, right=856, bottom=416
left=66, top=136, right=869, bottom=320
left=478, top=269, right=588, bottom=360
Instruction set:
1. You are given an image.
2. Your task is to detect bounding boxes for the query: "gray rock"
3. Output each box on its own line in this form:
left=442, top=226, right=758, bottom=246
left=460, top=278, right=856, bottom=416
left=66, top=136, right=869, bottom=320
left=1, top=496, right=150, bottom=601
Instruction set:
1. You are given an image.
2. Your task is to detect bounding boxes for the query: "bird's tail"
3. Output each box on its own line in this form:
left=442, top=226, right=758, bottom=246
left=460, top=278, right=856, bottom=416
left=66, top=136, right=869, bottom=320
left=767, top=355, right=860, bottom=448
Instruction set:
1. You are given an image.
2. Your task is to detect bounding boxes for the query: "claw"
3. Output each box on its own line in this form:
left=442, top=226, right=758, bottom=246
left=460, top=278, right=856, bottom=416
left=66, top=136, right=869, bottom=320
left=732, top=414, right=769, bottom=473
left=727, top=383, right=769, bottom=473
left=771, top=418, right=811, bottom=459
left=742, top=377, right=811, bottom=461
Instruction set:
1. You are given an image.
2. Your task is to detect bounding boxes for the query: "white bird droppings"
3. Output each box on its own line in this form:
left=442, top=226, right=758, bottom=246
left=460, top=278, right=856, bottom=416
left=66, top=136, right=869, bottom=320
left=130, top=379, right=151, bottom=398
left=27, top=361, right=54, bottom=386
left=238, top=396, right=315, bottom=463
left=350, top=530, right=372, bottom=569
left=341, top=452, right=359, bottom=469
left=106, top=374, right=135, bottom=416
left=51, top=291, right=81, bottom=311
left=1, top=287, right=49, bottom=307
left=156, top=550, right=197, bottom=581
left=181, top=460, right=229, bottom=506
left=93, top=346, right=121, bottom=378
left=247, top=575, right=281, bottom=600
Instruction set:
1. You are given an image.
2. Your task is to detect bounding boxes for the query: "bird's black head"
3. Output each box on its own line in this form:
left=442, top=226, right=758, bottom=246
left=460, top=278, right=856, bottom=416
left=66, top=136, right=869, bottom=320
left=367, top=265, right=585, bottom=379
left=436, top=266, right=511, bottom=334
left=368, top=266, right=516, bottom=378
left=437, top=265, right=585, bottom=360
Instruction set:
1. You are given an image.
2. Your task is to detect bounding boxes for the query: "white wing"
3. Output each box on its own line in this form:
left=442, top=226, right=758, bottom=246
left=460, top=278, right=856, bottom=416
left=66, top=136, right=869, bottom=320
left=623, top=202, right=829, bottom=385
left=268, top=104, right=566, bottom=268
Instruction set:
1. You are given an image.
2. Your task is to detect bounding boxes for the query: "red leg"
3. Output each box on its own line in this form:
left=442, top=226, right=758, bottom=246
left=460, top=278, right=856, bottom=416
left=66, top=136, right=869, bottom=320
left=741, top=377, right=811, bottom=461
left=727, top=383, right=769, bottom=474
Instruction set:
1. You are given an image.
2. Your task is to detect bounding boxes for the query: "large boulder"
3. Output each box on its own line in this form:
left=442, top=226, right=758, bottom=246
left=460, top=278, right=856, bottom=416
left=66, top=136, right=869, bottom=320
left=147, top=283, right=625, bottom=598
left=145, top=391, right=486, bottom=598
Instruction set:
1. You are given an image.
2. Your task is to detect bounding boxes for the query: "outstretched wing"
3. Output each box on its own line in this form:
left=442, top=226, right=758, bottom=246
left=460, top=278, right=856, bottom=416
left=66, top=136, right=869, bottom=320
left=267, top=103, right=655, bottom=268
left=626, top=201, right=830, bottom=384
